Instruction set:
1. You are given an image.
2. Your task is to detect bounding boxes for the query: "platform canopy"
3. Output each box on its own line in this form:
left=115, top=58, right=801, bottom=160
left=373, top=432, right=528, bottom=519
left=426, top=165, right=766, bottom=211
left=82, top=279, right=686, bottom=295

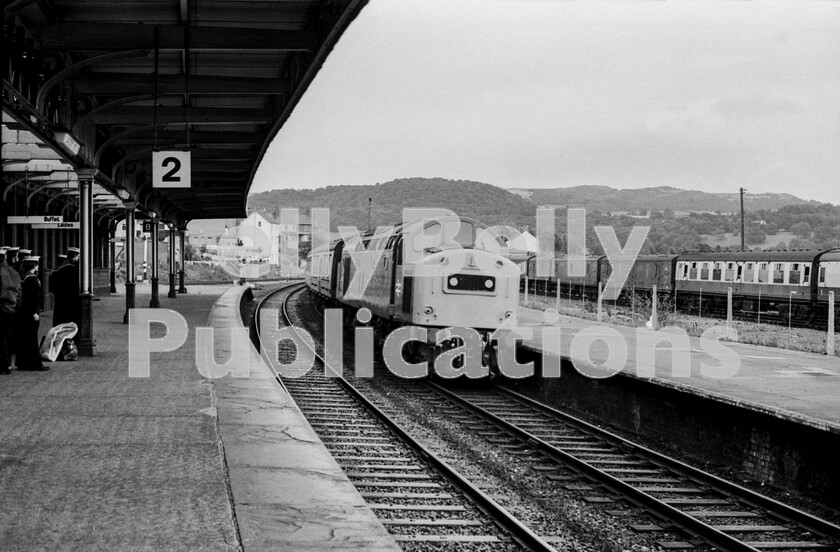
left=3, top=0, right=367, bottom=224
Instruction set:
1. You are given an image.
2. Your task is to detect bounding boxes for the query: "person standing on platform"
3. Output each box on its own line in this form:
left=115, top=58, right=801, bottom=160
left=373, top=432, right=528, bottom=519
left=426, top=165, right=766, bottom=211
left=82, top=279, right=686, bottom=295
left=15, top=249, right=31, bottom=275
left=0, top=248, right=22, bottom=375
left=49, top=253, right=69, bottom=321
left=16, top=255, right=47, bottom=371
left=6, top=247, right=19, bottom=273
left=52, top=247, right=81, bottom=327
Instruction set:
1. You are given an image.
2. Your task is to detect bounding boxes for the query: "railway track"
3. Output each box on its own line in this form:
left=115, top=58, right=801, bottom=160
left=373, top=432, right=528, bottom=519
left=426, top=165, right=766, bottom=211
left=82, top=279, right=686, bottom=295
left=253, top=284, right=557, bottom=551
left=254, top=283, right=840, bottom=551
left=426, top=384, right=840, bottom=552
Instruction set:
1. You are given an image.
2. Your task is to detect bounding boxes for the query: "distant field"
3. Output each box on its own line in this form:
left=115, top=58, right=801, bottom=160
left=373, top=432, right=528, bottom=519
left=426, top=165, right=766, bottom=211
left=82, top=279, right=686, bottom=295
left=700, top=231, right=794, bottom=250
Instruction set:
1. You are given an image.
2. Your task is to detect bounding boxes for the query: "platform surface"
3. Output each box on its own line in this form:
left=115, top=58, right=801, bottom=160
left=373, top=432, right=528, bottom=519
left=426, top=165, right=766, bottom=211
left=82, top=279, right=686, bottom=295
left=517, top=305, right=840, bottom=433
left=0, top=284, right=399, bottom=551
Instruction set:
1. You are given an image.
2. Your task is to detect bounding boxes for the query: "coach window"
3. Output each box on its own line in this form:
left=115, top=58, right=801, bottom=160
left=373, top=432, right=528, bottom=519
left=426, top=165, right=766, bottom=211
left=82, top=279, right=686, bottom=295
left=724, top=262, right=735, bottom=281
left=735, top=263, right=743, bottom=281
left=773, top=263, right=785, bottom=284
left=744, top=262, right=754, bottom=283
left=790, top=263, right=801, bottom=285
left=689, top=262, right=698, bottom=280
left=803, top=265, right=811, bottom=284
left=819, top=266, right=826, bottom=284
left=700, top=262, right=709, bottom=280
left=758, top=262, right=769, bottom=283
left=681, top=263, right=689, bottom=279
left=712, top=262, right=722, bottom=281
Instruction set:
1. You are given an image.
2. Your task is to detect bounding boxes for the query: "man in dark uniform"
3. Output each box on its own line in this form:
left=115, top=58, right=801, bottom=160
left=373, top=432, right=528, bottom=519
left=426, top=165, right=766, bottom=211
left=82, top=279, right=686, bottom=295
left=52, top=247, right=81, bottom=327
left=16, top=255, right=47, bottom=371
left=16, top=248, right=31, bottom=274
left=0, top=247, right=21, bottom=375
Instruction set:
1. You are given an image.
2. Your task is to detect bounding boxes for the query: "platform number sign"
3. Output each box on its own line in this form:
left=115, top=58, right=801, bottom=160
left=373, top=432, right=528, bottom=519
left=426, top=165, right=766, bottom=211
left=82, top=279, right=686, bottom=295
left=153, top=151, right=191, bottom=188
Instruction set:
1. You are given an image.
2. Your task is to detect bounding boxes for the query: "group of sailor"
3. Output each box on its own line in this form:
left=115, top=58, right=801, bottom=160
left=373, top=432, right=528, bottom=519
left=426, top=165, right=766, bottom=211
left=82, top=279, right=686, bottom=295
left=0, top=246, right=80, bottom=374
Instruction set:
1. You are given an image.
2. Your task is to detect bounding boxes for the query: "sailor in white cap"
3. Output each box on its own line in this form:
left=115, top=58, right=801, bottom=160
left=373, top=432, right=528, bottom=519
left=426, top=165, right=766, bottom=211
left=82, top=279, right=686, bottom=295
left=16, top=255, right=47, bottom=371
left=16, top=249, right=32, bottom=277
left=6, top=247, right=20, bottom=272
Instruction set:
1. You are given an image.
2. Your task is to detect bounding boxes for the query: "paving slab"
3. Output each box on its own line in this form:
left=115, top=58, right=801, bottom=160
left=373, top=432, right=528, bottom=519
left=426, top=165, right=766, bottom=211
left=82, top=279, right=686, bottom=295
left=1, top=284, right=400, bottom=551
left=210, top=286, right=400, bottom=552
left=0, top=286, right=238, bottom=552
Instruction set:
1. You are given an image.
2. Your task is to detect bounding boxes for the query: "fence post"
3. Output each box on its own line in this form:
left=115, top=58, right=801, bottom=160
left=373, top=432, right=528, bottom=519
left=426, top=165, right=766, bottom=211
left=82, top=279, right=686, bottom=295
left=651, top=284, right=659, bottom=330
left=828, top=291, right=835, bottom=356
left=727, top=287, right=733, bottom=327
left=597, top=281, right=603, bottom=322
left=524, top=274, right=529, bottom=307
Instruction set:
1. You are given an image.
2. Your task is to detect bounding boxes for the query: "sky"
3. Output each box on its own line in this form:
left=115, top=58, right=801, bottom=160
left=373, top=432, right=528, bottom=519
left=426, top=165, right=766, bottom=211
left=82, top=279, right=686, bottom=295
left=249, top=0, right=840, bottom=205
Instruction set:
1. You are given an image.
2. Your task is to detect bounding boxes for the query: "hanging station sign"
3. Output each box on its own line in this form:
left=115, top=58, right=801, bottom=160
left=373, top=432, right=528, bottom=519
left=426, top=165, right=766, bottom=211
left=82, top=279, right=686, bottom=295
left=152, top=151, right=191, bottom=188
left=7, top=215, right=65, bottom=224
left=32, top=222, right=79, bottom=229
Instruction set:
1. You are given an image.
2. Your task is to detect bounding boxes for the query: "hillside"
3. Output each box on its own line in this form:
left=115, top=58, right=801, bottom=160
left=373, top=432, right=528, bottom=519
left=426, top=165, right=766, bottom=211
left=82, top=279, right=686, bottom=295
left=247, top=179, right=840, bottom=253
left=510, top=185, right=818, bottom=213
left=248, top=178, right=536, bottom=230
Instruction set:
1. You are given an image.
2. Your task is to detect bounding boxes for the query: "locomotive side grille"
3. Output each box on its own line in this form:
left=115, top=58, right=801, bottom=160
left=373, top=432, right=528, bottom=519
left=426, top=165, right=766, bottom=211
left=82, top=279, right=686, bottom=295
left=446, top=274, right=496, bottom=292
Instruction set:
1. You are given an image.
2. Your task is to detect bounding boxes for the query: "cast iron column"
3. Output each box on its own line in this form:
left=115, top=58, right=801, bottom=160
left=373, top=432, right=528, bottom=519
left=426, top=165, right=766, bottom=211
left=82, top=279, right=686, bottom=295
left=149, top=217, right=160, bottom=308
left=77, top=169, right=96, bottom=356
left=178, top=226, right=187, bottom=293
left=123, top=203, right=136, bottom=323
left=168, top=225, right=177, bottom=298
left=109, top=220, right=117, bottom=293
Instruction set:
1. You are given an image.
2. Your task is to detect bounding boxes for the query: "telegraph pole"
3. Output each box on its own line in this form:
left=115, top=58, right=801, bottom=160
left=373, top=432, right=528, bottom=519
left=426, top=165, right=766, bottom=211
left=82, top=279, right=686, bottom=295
left=740, top=187, right=746, bottom=252
left=368, top=197, right=372, bottom=232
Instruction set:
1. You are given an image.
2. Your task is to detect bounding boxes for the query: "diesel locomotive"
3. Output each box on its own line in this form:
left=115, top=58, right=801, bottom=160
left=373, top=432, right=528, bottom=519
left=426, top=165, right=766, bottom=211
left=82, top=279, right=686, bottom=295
left=306, top=215, right=521, bottom=368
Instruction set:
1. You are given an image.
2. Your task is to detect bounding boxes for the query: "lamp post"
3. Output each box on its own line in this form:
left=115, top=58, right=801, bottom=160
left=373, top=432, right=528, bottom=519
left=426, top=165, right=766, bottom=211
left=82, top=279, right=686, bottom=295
left=740, top=187, right=747, bottom=252
left=789, top=290, right=797, bottom=329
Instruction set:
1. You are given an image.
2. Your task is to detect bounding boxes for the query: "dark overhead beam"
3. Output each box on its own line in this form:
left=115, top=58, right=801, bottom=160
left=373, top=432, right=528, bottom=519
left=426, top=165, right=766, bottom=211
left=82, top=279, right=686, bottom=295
left=72, top=74, right=290, bottom=95
left=116, top=147, right=255, bottom=162
left=34, top=23, right=320, bottom=51
left=4, top=0, right=38, bottom=20
left=114, top=130, right=264, bottom=146
left=90, top=107, right=272, bottom=125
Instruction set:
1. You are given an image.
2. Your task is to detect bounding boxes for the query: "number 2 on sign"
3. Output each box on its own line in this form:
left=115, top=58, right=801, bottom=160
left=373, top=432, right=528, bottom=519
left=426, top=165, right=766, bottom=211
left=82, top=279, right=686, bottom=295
left=153, top=151, right=191, bottom=188
left=162, top=157, right=181, bottom=183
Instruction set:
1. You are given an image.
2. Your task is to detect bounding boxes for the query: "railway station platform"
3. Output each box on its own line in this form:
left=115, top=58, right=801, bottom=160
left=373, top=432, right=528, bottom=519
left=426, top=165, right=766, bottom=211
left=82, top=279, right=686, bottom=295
left=513, top=305, right=840, bottom=508
left=0, top=285, right=399, bottom=552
